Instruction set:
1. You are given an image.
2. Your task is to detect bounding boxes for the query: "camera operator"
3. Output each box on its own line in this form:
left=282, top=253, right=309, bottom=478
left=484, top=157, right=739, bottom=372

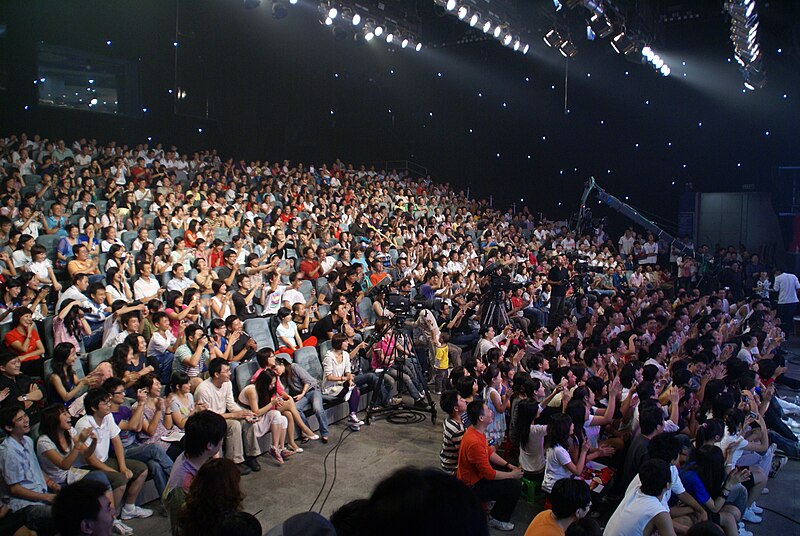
left=445, top=295, right=480, bottom=353
left=547, top=255, right=570, bottom=323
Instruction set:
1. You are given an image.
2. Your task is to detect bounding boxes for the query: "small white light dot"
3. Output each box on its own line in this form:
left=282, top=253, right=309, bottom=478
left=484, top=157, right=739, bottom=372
left=197, top=128, right=203, bottom=133
left=765, top=131, right=770, bottom=136
left=683, top=73, right=687, bottom=77
left=668, top=142, right=672, bottom=147
left=671, top=181, right=676, bottom=185
left=635, top=143, right=639, bottom=148
left=682, top=61, right=686, bottom=66
left=335, top=73, right=339, bottom=78
left=390, top=70, right=394, bottom=74
left=502, top=102, right=507, bottom=108
left=587, top=72, right=591, bottom=78
left=559, top=170, right=564, bottom=175
left=682, top=164, right=687, bottom=168
left=148, top=137, right=152, bottom=141
left=437, top=72, right=442, bottom=77
left=551, top=85, right=555, bottom=89
left=777, top=48, right=782, bottom=54
left=496, top=153, right=501, bottom=158
left=330, top=110, right=334, bottom=115
left=645, top=100, right=650, bottom=105
left=698, top=122, right=703, bottom=127
left=173, top=41, right=178, bottom=47
left=469, top=129, right=473, bottom=133
left=542, top=136, right=546, bottom=141
left=106, top=40, right=112, bottom=46
left=558, top=202, right=562, bottom=206
left=625, top=71, right=629, bottom=76
left=600, top=120, right=604, bottom=125
left=783, top=94, right=788, bottom=99
left=607, top=170, right=611, bottom=174
left=429, top=112, right=433, bottom=117
left=573, top=167, right=577, bottom=172
left=142, top=107, right=148, bottom=113
left=168, top=89, right=173, bottom=94
left=625, top=196, right=629, bottom=200
left=525, top=77, right=529, bottom=82
left=388, top=109, right=392, bottom=113
left=737, top=163, right=742, bottom=167
left=527, top=155, right=531, bottom=159
left=23, top=105, right=29, bottom=110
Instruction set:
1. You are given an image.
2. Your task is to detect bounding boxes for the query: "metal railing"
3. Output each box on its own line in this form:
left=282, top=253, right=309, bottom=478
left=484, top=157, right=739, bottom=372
left=365, top=160, right=428, bottom=178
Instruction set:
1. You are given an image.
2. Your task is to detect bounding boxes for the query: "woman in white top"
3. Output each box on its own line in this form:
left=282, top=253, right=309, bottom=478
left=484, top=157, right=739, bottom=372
left=275, top=307, right=317, bottom=356
left=167, top=371, right=204, bottom=429
left=209, top=280, right=234, bottom=320
left=322, top=334, right=364, bottom=428
left=542, top=413, right=590, bottom=494
left=104, top=267, right=133, bottom=304
left=237, top=367, right=293, bottom=465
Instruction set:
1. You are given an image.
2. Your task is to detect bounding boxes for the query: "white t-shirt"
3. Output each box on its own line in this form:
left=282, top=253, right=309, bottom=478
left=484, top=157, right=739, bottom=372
left=542, top=445, right=573, bottom=493
left=625, top=464, right=684, bottom=508
left=282, top=288, right=305, bottom=307
left=74, top=413, right=120, bottom=463
left=603, top=487, right=668, bottom=536
left=641, top=242, right=658, bottom=264
left=716, top=430, right=748, bottom=468
left=133, top=276, right=160, bottom=300
left=618, top=235, right=635, bottom=255
left=275, top=321, right=299, bottom=347
left=148, top=330, right=177, bottom=356
left=773, top=272, right=800, bottom=305
left=519, top=424, right=548, bottom=474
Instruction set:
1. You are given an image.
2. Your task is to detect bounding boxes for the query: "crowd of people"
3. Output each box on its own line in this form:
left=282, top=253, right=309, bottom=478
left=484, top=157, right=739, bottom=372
left=0, top=131, right=798, bottom=535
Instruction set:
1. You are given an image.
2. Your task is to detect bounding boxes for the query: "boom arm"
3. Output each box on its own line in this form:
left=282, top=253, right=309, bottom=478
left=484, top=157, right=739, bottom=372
left=576, top=176, right=695, bottom=257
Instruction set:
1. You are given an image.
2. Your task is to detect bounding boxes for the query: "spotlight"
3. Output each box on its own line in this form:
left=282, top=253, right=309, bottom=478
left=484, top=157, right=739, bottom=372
left=401, top=36, right=409, bottom=48
left=652, top=55, right=664, bottom=69
left=342, top=9, right=361, bottom=26
left=589, top=13, right=614, bottom=39
left=415, top=42, right=423, bottom=52
left=289, top=0, right=297, bottom=3
left=642, top=46, right=655, bottom=61
left=271, top=1, right=288, bottom=19
left=446, top=0, right=457, bottom=11
left=469, top=13, right=480, bottom=27
left=660, top=65, right=670, bottom=76
left=611, top=32, right=635, bottom=55
left=503, top=34, right=513, bottom=46
left=523, top=44, right=530, bottom=54
left=90, top=98, right=98, bottom=105
left=374, top=25, right=384, bottom=37
left=483, top=21, right=492, bottom=33
left=244, top=0, right=261, bottom=8
left=386, top=32, right=394, bottom=43
left=513, top=38, right=520, bottom=51
left=544, top=28, right=565, bottom=48
left=364, top=20, right=375, bottom=40
left=325, top=16, right=333, bottom=25
left=352, top=13, right=361, bottom=25
left=365, top=30, right=374, bottom=40
left=328, top=6, right=338, bottom=19
left=493, top=25, right=502, bottom=38
left=559, top=40, right=578, bottom=58
left=457, top=6, right=468, bottom=20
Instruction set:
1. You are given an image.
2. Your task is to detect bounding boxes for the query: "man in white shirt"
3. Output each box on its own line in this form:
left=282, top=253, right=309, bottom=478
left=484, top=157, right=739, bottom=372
left=146, top=312, right=183, bottom=384
left=133, top=263, right=162, bottom=302
left=193, top=358, right=262, bottom=475
left=618, top=229, right=635, bottom=257
left=74, top=388, right=152, bottom=522
left=166, top=264, right=197, bottom=293
left=604, top=459, right=676, bottom=536
left=773, top=268, right=800, bottom=338
left=640, top=234, right=659, bottom=265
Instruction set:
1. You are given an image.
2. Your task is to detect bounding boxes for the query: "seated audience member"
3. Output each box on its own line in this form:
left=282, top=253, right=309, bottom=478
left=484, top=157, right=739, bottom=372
left=3, top=307, right=45, bottom=378
left=177, top=458, right=244, bottom=536
left=542, top=413, right=589, bottom=495
left=163, top=410, right=227, bottom=535
left=619, top=403, right=665, bottom=489
left=525, top=478, right=592, bottom=536
left=193, top=358, right=262, bottom=474
left=457, top=399, right=523, bottom=532
left=603, top=459, right=677, bottom=536
left=146, top=311, right=184, bottom=384
left=74, top=388, right=153, bottom=522
left=133, top=374, right=182, bottom=458
left=171, top=323, right=209, bottom=390
left=275, top=306, right=317, bottom=355
left=237, top=367, right=293, bottom=465
left=0, top=351, right=44, bottom=423
left=47, top=342, right=93, bottom=407
left=278, top=350, right=330, bottom=443
left=322, top=333, right=365, bottom=430
left=52, top=479, right=116, bottom=536
left=439, top=389, right=467, bottom=475
left=0, top=406, right=57, bottom=536
left=167, top=371, right=207, bottom=430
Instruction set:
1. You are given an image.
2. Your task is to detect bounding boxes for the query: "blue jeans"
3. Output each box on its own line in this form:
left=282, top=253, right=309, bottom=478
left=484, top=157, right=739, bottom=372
left=125, top=442, right=174, bottom=496
left=295, top=388, right=329, bottom=437
left=83, top=328, right=104, bottom=352
left=151, top=352, right=175, bottom=385
left=356, top=372, right=389, bottom=405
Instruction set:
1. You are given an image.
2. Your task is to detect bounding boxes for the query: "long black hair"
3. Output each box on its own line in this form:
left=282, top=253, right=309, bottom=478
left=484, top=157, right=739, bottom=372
left=686, top=444, right=726, bottom=498
left=516, top=399, right=541, bottom=449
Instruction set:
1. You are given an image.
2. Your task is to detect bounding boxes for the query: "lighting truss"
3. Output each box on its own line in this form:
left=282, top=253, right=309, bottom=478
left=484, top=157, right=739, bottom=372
left=434, top=1, right=531, bottom=54
left=319, top=1, right=423, bottom=52
left=724, top=0, right=765, bottom=90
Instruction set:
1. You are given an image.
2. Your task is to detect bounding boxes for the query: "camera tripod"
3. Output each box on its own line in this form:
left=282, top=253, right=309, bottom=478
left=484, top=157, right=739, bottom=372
left=480, top=294, right=511, bottom=331
left=364, top=318, right=437, bottom=425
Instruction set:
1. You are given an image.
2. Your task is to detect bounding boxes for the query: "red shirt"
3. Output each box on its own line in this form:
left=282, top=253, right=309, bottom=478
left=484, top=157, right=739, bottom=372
left=4, top=327, right=42, bottom=362
left=457, top=426, right=496, bottom=486
left=299, top=259, right=320, bottom=279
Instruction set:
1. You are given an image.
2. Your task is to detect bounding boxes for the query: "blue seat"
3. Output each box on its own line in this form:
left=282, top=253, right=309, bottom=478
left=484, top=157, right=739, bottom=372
left=299, top=280, right=313, bottom=302
left=87, top=346, right=115, bottom=373
left=233, top=360, right=259, bottom=398
left=358, top=297, right=376, bottom=326
left=294, top=347, right=322, bottom=382
left=243, top=318, right=274, bottom=351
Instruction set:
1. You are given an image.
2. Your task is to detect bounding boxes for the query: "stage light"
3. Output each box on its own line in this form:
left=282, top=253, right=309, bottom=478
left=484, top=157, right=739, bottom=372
left=446, top=0, right=457, bottom=11
left=502, top=34, right=512, bottom=46
left=611, top=32, right=635, bottom=55
left=523, top=44, right=529, bottom=54
left=660, top=65, right=670, bottom=76
left=493, top=25, right=502, bottom=38
left=352, top=13, right=361, bottom=25
left=363, top=20, right=375, bottom=40
left=559, top=40, right=578, bottom=58
left=374, top=25, right=384, bottom=37
left=328, top=6, right=338, bottom=19
left=272, top=1, right=288, bottom=19
left=415, top=42, right=423, bottom=52
left=289, top=0, right=297, bottom=4
left=365, top=30, right=374, bottom=40
left=642, top=46, right=654, bottom=61
left=544, top=28, right=565, bottom=48
left=341, top=9, right=361, bottom=26
left=90, top=98, right=98, bottom=105
left=589, top=13, right=614, bottom=39
left=513, top=38, right=520, bottom=51
left=652, top=55, right=664, bottom=69
left=469, top=13, right=480, bottom=27
left=457, top=6, right=468, bottom=20
left=483, top=21, right=492, bottom=34
left=325, top=16, right=333, bottom=25
left=401, top=37, right=409, bottom=48
left=386, top=32, right=394, bottom=43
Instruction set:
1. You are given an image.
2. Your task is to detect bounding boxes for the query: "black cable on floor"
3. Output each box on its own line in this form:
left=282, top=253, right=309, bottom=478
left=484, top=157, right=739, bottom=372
left=760, top=506, right=800, bottom=526
left=318, top=426, right=354, bottom=514
left=308, top=426, right=350, bottom=513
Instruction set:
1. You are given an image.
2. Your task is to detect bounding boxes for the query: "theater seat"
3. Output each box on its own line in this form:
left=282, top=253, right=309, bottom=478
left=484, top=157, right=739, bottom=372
left=233, top=360, right=259, bottom=398
left=243, top=317, right=274, bottom=351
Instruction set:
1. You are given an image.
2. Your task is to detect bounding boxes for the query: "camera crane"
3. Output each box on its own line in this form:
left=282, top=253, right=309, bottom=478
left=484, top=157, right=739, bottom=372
left=574, top=176, right=695, bottom=258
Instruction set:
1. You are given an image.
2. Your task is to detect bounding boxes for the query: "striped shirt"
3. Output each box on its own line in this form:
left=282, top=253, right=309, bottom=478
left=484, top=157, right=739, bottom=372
left=440, top=417, right=465, bottom=475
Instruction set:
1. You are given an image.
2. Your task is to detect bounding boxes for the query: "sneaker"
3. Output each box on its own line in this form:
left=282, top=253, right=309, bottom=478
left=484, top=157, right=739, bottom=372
left=120, top=504, right=153, bottom=520
left=349, top=422, right=361, bottom=431
left=268, top=447, right=284, bottom=465
left=487, top=517, right=515, bottom=531
left=244, top=456, right=261, bottom=472
left=349, top=413, right=365, bottom=425
left=280, top=448, right=295, bottom=458
left=236, top=462, right=253, bottom=476
left=742, top=507, right=762, bottom=523
left=113, top=519, right=134, bottom=535
left=414, top=398, right=430, bottom=409
left=304, top=434, right=320, bottom=441
left=749, top=502, right=763, bottom=515
left=739, top=528, right=753, bottom=536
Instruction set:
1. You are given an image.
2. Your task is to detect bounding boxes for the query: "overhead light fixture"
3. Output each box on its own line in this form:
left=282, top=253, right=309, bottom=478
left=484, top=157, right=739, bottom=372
left=374, top=25, right=384, bottom=37
left=415, top=42, right=423, bottom=52
left=724, top=0, right=764, bottom=90
left=483, top=21, right=492, bottom=33
left=588, top=13, right=614, bottom=39
left=544, top=28, right=565, bottom=48
left=502, top=34, right=512, bottom=46
left=512, top=38, right=520, bottom=51
left=493, top=25, right=502, bottom=38
left=401, top=36, right=409, bottom=48
left=328, top=6, right=338, bottom=19
left=457, top=6, right=468, bottom=20
left=611, top=32, right=635, bottom=55
left=325, top=16, right=333, bottom=25
left=469, top=13, right=480, bottom=27
left=559, top=40, right=578, bottom=58
left=446, top=0, right=457, bottom=11
left=522, top=44, right=530, bottom=54
left=386, top=32, right=394, bottom=43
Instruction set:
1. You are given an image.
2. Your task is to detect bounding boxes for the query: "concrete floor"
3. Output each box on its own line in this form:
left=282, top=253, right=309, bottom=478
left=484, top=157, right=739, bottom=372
left=126, top=370, right=800, bottom=536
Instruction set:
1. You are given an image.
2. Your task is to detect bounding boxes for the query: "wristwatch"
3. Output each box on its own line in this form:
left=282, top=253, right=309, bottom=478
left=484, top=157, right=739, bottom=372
left=21, top=395, right=27, bottom=402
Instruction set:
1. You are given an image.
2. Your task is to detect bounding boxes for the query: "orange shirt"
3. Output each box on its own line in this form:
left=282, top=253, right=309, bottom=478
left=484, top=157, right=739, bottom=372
left=456, top=426, right=496, bottom=487
left=4, top=328, right=42, bottom=362
left=524, top=511, right=564, bottom=536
